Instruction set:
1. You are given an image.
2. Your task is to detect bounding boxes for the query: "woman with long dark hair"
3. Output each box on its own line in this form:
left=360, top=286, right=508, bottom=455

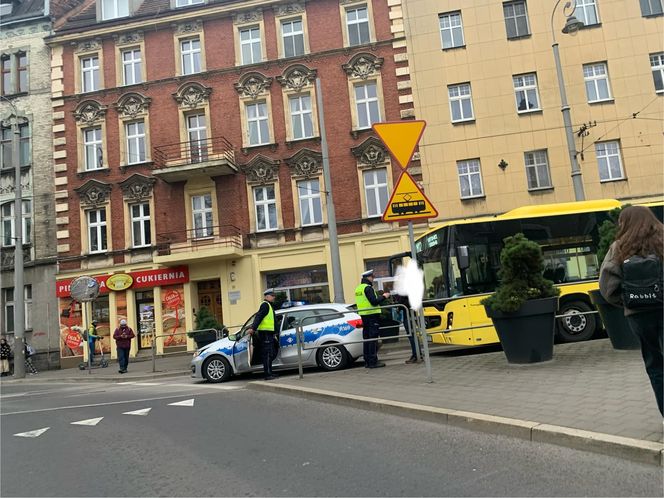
left=599, top=205, right=663, bottom=416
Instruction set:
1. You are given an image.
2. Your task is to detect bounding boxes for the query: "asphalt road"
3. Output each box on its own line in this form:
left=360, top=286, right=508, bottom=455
left=1, top=378, right=662, bottom=497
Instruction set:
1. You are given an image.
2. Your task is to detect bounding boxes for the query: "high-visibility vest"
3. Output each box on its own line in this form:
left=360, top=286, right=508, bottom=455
left=257, top=302, right=275, bottom=331
left=355, top=284, right=381, bottom=316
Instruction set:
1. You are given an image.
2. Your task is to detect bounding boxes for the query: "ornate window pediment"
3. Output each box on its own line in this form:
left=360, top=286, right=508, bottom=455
left=119, top=174, right=156, bottom=201
left=234, top=72, right=273, bottom=99
left=172, top=82, right=212, bottom=109
left=173, top=20, right=203, bottom=35
left=74, top=179, right=112, bottom=207
left=342, top=53, right=384, bottom=80
left=73, top=100, right=107, bottom=126
left=233, top=9, right=263, bottom=24
left=115, top=31, right=144, bottom=46
left=241, top=155, right=280, bottom=185
left=276, top=64, right=317, bottom=92
left=74, top=39, right=101, bottom=53
left=351, top=136, right=389, bottom=169
left=285, top=148, right=322, bottom=179
left=115, top=93, right=151, bottom=119
left=273, top=1, right=305, bottom=16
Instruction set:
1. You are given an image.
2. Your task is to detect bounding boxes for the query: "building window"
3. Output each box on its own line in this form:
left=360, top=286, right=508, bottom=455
left=650, top=52, right=664, bottom=93
left=346, top=5, right=370, bottom=46
left=246, top=102, right=270, bottom=146
left=297, top=179, right=322, bottom=226
left=639, top=0, right=663, bottom=16
left=101, top=0, right=129, bottom=20
left=282, top=18, right=305, bottom=58
left=524, top=150, right=552, bottom=190
left=513, top=73, right=540, bottom=112
left=1, top=200, right=31, bottom=247
left=363, top=168, right=388, bottom=218
left=131, top=202, right=151, bottom=247
left=180, top=38, right=201, bottom=75
left=448, top=83, right=474, bottom=122
left=354, top=81, right=380, bottom=129
left=87, top=208, right=108, bottom=253
left=503, top=1, right=530, bottom=39
left=83, top=127, right=103, bottom=170
left=0, top=51, right=28, bottom=96
left=240, top=27, right=262, bottom=65
left=121, top=48, right=142, bottom=86
left=192, top=194, right=213, bottom=238
left=583, top=62, right=612, bottom=102
left=457, top=159, right=484, bottom=199
left=2, top=286, right=32, bottom=333
left=254, top=185, right=278, bottom=232
left=595, top=141, right=625, bottom=182
left=186, top=114, right=207, bottom=162
left=289, top=94, right=313, bottom=140
left=574, top=0, right=599, bottom=26
left=176, top=0, right=204, bottom=6
left=439, top=11, right=464, bottom=49
left=81, top=55, right=100, bottom=93
left=125, top=121, right=146, bottom=164
left=1, top=123, right=30, bottom=169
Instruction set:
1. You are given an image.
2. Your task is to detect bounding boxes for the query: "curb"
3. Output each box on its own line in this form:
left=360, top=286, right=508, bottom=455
left=0, top=370, right=190, bottom=384
left=248, top=381, right=664, bottom=467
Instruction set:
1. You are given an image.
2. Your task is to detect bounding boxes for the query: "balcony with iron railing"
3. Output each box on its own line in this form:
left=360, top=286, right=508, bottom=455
left=155, top=224, right=244, bottom=264
left=152, top=136, right=237, bottom=182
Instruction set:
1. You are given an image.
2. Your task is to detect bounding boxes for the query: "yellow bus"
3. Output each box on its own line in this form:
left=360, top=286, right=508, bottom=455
left=408, top=199, right=663, bottom=346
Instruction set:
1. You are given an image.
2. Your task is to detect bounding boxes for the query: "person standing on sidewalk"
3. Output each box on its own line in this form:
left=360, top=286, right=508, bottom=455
left=0, top=337, right=11, bottom=376
left=87, top=320, right=100, bottom=364
left=394, top=294, right=421, bottom=364
left=599, top=205, right=663, bottom=416
left=355, top=270, right=390, bottom=369
left=246, top=289, right=279, bottom=380
left=113, top=319, right=135, bottom=374
left=24, top=342, right=38, bottom=375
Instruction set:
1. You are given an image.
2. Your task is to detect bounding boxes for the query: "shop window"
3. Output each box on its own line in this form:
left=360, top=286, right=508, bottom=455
left=266, top=266, right=329, bottom=309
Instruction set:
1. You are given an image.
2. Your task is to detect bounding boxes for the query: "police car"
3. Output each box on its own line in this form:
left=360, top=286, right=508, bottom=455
left=191, top=303, right=364, bottom=383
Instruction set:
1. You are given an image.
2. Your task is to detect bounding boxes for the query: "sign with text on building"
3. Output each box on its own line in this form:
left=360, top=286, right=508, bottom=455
left=56, top=266, right=190, bottom=298
left=372, top=120, right=426, bottom=169
left=381, top=171, right=438, bottom=223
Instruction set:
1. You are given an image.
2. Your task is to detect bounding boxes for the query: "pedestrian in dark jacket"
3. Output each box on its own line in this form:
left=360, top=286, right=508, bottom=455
left=394, top=294, right=421, bottom=363
left=0, top=337, right=11, bottom=376
left=246, top=289, right=278, bottom=380
left=113, top=319, right=135, bottom=374
left=599, top=205, right=663, bottom=416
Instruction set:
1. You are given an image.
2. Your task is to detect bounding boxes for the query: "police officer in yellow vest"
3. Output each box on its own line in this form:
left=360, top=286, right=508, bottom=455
left=247, top=288, right=279, bottom=380
left=355, top=269, right=390, bottom=368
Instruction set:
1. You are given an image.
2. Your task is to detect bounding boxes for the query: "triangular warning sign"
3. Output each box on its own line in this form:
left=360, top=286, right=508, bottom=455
left=372, top=120, right=426, bottom=169
left=382, top=171, right=438, bottom=222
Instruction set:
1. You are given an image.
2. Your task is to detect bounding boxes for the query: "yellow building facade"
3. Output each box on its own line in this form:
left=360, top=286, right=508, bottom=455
left=401, top=0, right=663, bottom=220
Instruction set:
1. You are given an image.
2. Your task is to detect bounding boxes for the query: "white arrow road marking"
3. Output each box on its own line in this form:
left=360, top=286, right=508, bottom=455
left=168, top=398, right=194, bottom=407
left=70, top=417, right=104, bottom=426
left=14, top=427, right=49, bottom=438
left=123, top=408, right=152, bottom=416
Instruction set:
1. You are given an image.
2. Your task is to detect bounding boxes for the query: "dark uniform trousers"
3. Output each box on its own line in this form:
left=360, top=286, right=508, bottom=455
left=361, top=314, right=381, bottom=367
left=258, top=330, right=276, bottom=376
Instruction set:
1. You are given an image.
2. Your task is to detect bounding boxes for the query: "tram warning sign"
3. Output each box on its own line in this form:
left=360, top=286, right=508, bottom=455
left=382, top=171, right=438, bottom=222
left=372, top=120, right=426, bottom=169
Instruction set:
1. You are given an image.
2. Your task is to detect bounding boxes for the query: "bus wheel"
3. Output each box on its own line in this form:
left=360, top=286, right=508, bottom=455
left=556, top=300, right=596, bottom=342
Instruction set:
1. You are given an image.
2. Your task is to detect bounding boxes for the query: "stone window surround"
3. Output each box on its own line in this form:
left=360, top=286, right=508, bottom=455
left=172, top=81, right=213, bottom=153
left=240, top=154, right=283, bottom=234
left=235, top=72, right=275, bottom=150
left=73, top=100, right=109, bottom=175
left=1, top=47, right=30, bottom=97
left=338, top=0, right=377, bottom=48
left=73, top=39, right=105, bottom=95
left=284, top=148, right=327, bottom=229
left=350, top=136, right=393, bottom=221
left=172, top=20, right=206, bottom=76
left=343, top=53, right=385, bottom=137
left=114, top=31, right=147, bottom=88
left=74, top=179, right=113, bottom=255
left=119, top=173, right=156, bottom=249
left=233, top=9, right=267, bottom=67
left=114, top=92, right=152, bottom=168
left=273, top=1, right=310, bottom=60
left=277, top=64, right=319, bottom=143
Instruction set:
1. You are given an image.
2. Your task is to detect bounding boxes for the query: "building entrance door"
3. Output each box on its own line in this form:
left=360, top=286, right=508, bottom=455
left=197, top=280, right=222, bottom=325
left=135, top=291, right=155, bottom=350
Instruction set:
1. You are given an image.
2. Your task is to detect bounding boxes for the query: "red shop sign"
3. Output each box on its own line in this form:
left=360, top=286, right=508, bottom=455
left=163, top=290, right=182, bottom=309
left=56, top=266, right=189, bottom=297
left=65, top=332, right=82, bottom=349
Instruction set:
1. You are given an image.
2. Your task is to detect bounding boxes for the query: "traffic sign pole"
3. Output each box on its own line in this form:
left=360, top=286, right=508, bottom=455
left=408, top=221, right=433, bottom=383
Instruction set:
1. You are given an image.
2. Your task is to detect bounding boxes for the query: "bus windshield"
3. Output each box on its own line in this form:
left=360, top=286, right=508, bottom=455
left=416, top=227, right=451, bottom=300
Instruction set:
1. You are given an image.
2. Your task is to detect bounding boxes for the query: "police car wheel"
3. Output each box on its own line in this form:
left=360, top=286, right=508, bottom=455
left=203, top=356, right=231, bottom=383
left=317, top=344, right=349, bottom=371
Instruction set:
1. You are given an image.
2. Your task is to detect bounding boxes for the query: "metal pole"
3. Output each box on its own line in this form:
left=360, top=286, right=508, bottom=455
left=1, top=98, right=26, bottom=379
left=87, top=302, right=92, bottom=374
left=315, top=78, right=345, bottom=303
left=408, top=222, right=432, bottom=383
left=296, top=324, right=304, bottom=380
left=551, top=5, right=585, bottom=201
left=152, top=331, right=156, bottom=373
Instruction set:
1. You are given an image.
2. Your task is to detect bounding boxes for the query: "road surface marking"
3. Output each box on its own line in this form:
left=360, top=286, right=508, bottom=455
left=0, top=392, right=216, bottom=416
left=70, top=417, right=104, bottom=426
left=167, top=383, right=244, bottom=390
left=14, top=427, right=49, bottom=438
left=168, top=398, right=194, bottom=406
left=123, top=408, right=152, bottom=416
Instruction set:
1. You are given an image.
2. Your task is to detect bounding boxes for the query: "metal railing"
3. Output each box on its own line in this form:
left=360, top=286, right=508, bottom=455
left=150, top=329, right=226, bottom=373
left=156, top=224, right=243, bottom=255
left=153, top=136, right=236, bottom=169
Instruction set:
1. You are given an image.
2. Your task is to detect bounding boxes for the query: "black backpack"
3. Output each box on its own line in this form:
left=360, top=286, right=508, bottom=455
left=621, top=255, right=663, bottom=309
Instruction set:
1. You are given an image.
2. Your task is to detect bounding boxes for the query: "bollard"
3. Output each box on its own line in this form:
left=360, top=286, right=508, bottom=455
left=296, top=324, right=304, bottom=380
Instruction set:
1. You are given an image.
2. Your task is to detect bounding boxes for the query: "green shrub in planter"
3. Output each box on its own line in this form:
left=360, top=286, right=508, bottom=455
left=187, top=307, right=226, bottom=347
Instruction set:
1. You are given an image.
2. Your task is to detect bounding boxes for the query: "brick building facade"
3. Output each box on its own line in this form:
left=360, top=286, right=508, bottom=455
left=49, top=0, right=419, bottom=366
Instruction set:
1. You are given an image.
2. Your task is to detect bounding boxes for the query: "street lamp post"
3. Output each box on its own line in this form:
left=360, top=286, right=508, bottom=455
left=1, top=96, right=27, bottom=378
left=551, top=0, right=586, bottom=202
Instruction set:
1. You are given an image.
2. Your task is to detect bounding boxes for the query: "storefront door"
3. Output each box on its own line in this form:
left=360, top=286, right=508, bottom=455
left=197, top=280, right=222, bottom=324
left=135, top=291, right=155, bottom=350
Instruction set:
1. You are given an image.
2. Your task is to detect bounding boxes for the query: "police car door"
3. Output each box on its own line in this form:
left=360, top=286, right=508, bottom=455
left=231, top=315, right=255, bottom=373
left=279, top=309, right=317, bottom=365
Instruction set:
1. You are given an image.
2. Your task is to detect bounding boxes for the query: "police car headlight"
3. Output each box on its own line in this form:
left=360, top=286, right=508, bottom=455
left=193, top=348, right=203, bottom=358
